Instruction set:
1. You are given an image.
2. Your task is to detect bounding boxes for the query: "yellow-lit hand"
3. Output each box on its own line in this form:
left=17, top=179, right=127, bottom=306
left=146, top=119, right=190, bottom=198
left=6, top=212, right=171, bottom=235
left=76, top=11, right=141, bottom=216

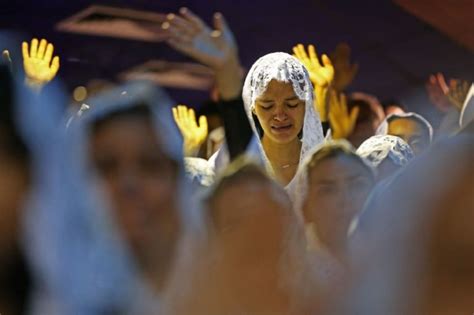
left=22, top=38, right=60, bottom=89
left=330, top=43, right=359, bottom=92
left=293, top=43, right=334, bottom=121
left=328, top=90, right=359, bottom=140
left=172, top=105, right=208, bottom=157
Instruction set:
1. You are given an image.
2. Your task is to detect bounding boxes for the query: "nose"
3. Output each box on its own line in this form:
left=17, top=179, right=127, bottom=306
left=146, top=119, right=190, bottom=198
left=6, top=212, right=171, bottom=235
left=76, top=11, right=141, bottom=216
left=273, top=107, right=288, bottom=122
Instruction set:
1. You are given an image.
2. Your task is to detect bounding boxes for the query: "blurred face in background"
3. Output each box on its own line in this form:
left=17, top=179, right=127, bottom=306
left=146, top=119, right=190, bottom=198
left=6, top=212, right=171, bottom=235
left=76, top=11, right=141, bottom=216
left=388, top=118, right=430, bottom=155
left=209, top=176, right=290, bottom=258
left=419, top=161, right=474, bottom=315
left=303, top=153, right=374, bottom=257
left=90, top=111, right=180, bottom=275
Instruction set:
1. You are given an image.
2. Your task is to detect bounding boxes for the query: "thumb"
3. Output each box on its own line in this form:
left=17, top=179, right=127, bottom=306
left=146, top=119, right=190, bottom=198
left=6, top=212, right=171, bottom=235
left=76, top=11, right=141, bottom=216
left=199, top=115, right=208, bottom=132
left=350, top=106, right=360, bottom=124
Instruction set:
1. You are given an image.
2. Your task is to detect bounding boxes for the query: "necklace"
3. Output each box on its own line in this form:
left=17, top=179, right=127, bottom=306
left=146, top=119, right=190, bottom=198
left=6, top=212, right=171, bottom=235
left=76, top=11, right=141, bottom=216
left=277, top=161, right=299, bottom=169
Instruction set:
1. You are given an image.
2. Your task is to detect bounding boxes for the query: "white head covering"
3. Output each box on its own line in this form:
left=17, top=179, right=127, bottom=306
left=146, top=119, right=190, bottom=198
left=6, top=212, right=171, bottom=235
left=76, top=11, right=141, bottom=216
left=356, top=135, right=414, bottom=168
left=25, top=81, right=201, bottom=315
left=210, top=52, right=324, bottom=205
left=376, top=112, right=434, bottom=142
left=459, top=83, right=474, bottom=129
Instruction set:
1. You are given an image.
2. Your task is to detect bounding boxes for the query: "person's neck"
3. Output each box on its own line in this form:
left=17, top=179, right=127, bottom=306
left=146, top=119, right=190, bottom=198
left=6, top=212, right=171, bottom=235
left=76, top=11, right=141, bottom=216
left=262, top=136, right=301, bottom=186
left=261, top=136, right=301, bottom=167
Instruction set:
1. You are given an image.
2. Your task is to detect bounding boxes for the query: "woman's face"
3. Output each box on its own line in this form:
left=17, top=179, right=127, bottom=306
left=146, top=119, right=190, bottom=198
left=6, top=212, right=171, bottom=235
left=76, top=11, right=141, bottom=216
left=254, top=80, right=305, bottom=144
left=303, top=154, right=374, bottom=253
left=90, top=114, right=180, bottom=266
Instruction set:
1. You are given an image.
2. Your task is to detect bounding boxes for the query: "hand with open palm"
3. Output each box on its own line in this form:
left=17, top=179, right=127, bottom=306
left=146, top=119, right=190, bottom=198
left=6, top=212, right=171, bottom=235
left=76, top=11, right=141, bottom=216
left=163, top=8, right=241, bottom=99
left=172, top=105, right=208, bottom=157
left=293, top=44, right=334, bottom=121
left=22, top=38, right=60, bottom=90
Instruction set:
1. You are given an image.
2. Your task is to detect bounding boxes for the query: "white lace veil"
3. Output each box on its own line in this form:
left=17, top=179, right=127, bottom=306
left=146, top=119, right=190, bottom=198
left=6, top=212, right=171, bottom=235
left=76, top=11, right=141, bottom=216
left=241, top=52, right=324, bottom=184
left=25, top=81, right=201, bottom=315
left=356, top=135, right=414, bottom=168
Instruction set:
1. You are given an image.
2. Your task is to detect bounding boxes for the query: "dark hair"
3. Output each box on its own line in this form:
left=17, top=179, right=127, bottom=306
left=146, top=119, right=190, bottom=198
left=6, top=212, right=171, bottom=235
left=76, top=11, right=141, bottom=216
left=91, top=103, right=152, bottom=134
left=0, top=64, right=30, bottom=163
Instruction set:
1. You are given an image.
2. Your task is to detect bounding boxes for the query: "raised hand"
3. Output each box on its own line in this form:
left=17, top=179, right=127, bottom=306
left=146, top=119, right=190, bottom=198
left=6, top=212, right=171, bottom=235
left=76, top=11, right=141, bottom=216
left=172, top=105, right=208, bottom=157
left=446, top=79, right=471, bottom=110
left=292, top=44, right=334, bottom=121
left=162, top=8, right=241, bottom=99
left=328, top=90, right=359, bottom=140
left=22, top=38, right=60, bottom=89
left=425, top=73, right=454, bottom=112
left=329, top=43, right=359, bottom=92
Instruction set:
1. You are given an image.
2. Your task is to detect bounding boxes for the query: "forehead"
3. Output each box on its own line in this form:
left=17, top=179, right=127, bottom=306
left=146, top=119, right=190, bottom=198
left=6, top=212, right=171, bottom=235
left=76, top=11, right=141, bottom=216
left=258, top=79, right=297, bottom=100
left=388, top=117, right=424, bottom=134
left=309, top=154, right=371, bottom=182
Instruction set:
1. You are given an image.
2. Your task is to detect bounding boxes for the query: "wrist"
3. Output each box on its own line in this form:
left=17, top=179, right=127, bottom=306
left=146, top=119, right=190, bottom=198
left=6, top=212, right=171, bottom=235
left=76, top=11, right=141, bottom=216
left=24, top=77, right=45, bottom=92
left=215, top=53, right=243, bottom=100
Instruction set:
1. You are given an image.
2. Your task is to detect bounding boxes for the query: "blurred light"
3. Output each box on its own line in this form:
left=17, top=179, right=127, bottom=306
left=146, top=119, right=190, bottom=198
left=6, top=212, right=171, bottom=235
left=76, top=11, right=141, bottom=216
left=73, top=86, right=88, bottom=102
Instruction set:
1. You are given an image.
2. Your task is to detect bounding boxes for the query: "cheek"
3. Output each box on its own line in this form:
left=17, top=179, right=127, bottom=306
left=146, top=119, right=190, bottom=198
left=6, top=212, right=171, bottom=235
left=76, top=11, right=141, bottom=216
left=305, top=192, right=339, bottom=224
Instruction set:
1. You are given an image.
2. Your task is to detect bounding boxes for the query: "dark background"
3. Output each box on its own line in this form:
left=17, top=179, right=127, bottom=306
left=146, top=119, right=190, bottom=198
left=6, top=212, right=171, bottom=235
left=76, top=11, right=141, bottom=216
left=1, top=0, right=473, bottom=123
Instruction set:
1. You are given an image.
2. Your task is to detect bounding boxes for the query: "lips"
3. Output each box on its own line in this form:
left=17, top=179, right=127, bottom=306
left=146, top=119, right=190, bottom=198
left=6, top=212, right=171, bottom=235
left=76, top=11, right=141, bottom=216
left=271, top=124, right=293, bottom=133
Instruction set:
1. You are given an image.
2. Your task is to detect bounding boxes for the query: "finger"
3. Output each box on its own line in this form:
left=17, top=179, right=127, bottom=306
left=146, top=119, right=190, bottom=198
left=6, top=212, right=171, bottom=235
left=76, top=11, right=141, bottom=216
left=350, top=106, right=360, bottom=124
left=436, top=73, right=449, bottom=94
left=188, top=108, right=197, bottom=126
left=167, top=13, right=197, bottom=37
left=199, top=115, right=208, bottom=132
left=308, top=44, right=321, bottom=67
left=213, top=12, right=229, bottom=34
left=22, top=42, right=29, bottom=59
left=30, top=38, right=38, bottom=58
left=297, top=43, right=309, bottom=61
left=44, top=43, right=54, bottom=64
left=292, top=45, right=302, bottom=60
left=321, top=54, right=332, bottom=67
left=179, top=7, right=207, bottom=32
left=172, top=107, right=180, bottom=125
left=166, top=23, right=194, bottom=43
left=37, top=39, right=47, bottom=59
left=329, top=112, right=340, bottom=132
left=50, top=56, right=60, bottom=75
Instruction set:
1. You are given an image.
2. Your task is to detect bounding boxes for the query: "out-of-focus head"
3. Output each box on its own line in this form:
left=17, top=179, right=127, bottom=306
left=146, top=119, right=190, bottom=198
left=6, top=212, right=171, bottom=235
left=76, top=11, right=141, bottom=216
left=338, top=135, right=474, bottom=315
left=206, top=157, right=293, bottom=248
left=89, top=104, right=180, bottom=269
left=346, top=92, right=385, bottom=148
left=357, top=135, right=414, bottom=182
left=383, top=113, right=433, bottom=155
left=303, top=140, right=375, bottom=256
left=0, top=65, right=30, bottom=254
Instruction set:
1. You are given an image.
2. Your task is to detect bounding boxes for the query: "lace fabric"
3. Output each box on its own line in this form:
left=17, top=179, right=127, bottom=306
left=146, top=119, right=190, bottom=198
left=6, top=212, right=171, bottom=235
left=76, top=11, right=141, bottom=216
left=241, top=52, right=325, bottom=200
left=376, top=112, right=434, bottom=142
left=356, top=135, right=414, bottom=168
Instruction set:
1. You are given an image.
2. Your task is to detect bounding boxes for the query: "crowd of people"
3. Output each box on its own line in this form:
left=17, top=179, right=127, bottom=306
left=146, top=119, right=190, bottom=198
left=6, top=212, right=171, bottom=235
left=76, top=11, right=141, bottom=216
left=1, top=7, right=473, bottom=315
